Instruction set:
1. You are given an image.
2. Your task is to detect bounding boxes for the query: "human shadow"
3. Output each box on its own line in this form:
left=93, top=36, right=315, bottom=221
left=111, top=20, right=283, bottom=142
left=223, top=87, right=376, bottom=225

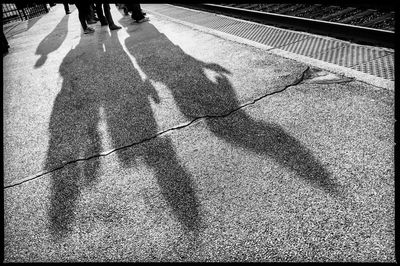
left=27, top=15, right=44, bottom=31
left=95, top=28, right=201, bottom=236
left=46, top=27, right=201, bottom=240
left=34, top=13, right=69, bottom=68
left=120, top=19, right=344, bottom=198
left=46, top=32, right=102, bottom=240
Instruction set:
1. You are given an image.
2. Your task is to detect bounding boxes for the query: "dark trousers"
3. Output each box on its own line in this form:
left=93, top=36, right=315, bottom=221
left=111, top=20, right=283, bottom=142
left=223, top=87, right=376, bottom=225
left=95, top=3, right=115, bottom=26
left=63, top=2, right=70, bottom=13
left=75, top=3, right=90, bottom=30
left=1, top=31, right=9, bottom=54
left=87, top=3, right=97, bottom=21
left=127, top=4, right=144, bottom=21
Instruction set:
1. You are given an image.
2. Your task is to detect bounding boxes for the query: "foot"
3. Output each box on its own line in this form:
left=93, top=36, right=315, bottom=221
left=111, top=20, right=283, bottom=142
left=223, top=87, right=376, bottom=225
left=100, top=21, right=108, bottom=26
left=84, top=27, right=95, bottom=34
left=136, top=17, right=149, bottom=23
left=109, top=24, right=122, bottom=30
left=87, top=19, right=97, bottom=24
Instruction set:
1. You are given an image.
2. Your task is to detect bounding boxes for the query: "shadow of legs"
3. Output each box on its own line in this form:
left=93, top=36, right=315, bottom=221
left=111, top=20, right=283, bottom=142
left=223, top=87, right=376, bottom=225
left=48, top=165, right=80, bottom=240
left=143, top=137, right=201, bottom=236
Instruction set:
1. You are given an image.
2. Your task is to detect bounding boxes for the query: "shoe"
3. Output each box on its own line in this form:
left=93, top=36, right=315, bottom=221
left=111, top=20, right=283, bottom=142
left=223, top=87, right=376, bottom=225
left=136, top=17, right=149, bottom=23
left=94, top=16, right=99, bottom=21
left=100, top=20, right=108, bottom=26
left=87, top=19, right=97, bottom=24
left=109, top=24, right=122, bottom=30
left=84, top=27, right=95, bottom=34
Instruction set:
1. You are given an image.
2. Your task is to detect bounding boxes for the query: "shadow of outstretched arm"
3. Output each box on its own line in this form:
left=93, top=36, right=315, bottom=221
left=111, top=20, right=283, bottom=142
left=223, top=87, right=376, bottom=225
left=207, top=109, right=342, bottom=197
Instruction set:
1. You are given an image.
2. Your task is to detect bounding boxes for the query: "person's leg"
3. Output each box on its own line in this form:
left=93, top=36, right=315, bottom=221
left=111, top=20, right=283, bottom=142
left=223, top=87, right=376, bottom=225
left=75, top=3, right=88, bottom=30
left=103, top=3, right=121, bottom=30
left=2, top=31, right=9, bottom=54
left=91, top=3, right=99, bottom=20
left=86, top=4, right=97, bottom=24
left=120, top=4, right=129, bottom=15
left=128, top=4, right=145, bottom=21
left=63, top=2, right=70, bottom=14
left=95, top=2, right=108, bottom=25
left=75, top=3, right=94, bottom=33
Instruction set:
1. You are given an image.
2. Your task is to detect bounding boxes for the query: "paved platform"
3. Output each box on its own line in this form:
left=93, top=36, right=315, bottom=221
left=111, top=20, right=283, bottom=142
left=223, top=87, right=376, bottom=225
left=142, top=4, right=394, bottom=90
left=3, top=4, right=395, bottom=262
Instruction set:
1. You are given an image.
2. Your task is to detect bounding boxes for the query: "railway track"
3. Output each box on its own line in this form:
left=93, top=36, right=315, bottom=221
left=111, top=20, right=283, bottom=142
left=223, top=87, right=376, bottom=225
left=174, top=3, right=395, bottom=48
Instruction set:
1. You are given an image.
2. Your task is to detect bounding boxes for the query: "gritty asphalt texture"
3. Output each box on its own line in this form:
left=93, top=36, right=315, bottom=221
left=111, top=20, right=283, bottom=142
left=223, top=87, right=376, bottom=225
left=3, top=4, right=395, bottom=262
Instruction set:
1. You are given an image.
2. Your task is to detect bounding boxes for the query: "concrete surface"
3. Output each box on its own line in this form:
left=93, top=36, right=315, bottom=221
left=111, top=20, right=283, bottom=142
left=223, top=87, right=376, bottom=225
left=3, top=4, right=395, bottom=262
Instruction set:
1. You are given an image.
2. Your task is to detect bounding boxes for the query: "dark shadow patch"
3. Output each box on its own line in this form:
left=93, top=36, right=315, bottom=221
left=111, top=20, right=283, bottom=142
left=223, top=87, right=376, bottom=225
left=46, top=27, right=201, bottom=240
left=119, top=18, right=343, bottom=198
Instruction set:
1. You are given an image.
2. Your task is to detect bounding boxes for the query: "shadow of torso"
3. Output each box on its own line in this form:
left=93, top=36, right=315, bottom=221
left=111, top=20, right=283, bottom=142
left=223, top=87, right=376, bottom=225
left=46, top=27, right=201, bottom=241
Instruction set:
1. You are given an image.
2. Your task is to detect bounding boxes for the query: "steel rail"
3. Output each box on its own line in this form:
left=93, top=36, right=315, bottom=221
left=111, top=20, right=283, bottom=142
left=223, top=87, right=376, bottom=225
left=180, top=4, right=394, bottom=48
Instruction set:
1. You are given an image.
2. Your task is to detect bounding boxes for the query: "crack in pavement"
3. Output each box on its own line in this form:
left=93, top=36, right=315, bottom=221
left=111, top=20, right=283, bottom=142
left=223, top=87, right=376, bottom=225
left=4, top=67, right=310, bottom=189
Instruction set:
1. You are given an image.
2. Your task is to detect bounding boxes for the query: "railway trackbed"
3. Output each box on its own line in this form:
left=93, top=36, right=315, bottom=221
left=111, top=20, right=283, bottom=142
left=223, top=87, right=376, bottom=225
left=173, top=3, right=395, bottom=48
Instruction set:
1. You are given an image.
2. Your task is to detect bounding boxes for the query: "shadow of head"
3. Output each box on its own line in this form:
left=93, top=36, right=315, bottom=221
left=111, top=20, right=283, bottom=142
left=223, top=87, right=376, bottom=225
left=34, top=14, right=69, bottom=68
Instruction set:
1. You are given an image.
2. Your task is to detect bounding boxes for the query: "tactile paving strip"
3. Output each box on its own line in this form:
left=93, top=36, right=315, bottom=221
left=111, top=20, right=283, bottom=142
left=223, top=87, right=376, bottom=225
left=278, top=37, right=345, bottom=58
left=351, top=53, right=394, bottom=80
left=143, top=4, right=394, bottom=81
left=180, top=13, right=217, bottom=25
left=195, top=15, right=243, bottom=30
left=218, top=23, right=310, bottom=48
left=157, top=7, right=198, bottom=20
left=313, top=44, right=392, bottom=68
left=146, top=5, right=174, bottom=13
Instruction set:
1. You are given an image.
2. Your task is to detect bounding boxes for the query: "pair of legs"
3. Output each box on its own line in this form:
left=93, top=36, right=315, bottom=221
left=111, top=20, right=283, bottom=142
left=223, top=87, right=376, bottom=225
left=126, top=4, right=148, bottom=22
left=75, top=3, right=94, bottom=33
left=63, top=2, right=70, bottom=14
left=95, top=2, right=121, bottom=30
left=116, top=3, right=129, bottom=15
left=86, top=4, right=98, bottom=24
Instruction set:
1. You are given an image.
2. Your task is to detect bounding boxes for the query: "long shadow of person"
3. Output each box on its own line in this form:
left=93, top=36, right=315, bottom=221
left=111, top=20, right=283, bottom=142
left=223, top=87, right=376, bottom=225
left=46, top=33, right=103, bottom=240
left=119, top=19, right=344, bottom=199
left=99, top=28, right=201, bottom=238
left=34, top=13, right=70, bottom=68
left=46, top=26, right=201, bottom=241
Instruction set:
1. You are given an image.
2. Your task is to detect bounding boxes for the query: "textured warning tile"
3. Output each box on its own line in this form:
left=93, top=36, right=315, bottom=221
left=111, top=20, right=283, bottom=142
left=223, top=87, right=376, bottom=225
left=195, top=16, right=242, bottom=30
left=351, top=53, right=394, bottom=80
left=314, top=44, right=391, bottom=67
left=143, top=4, right=395, bottom=81
left=179, top=12, right=215, bottom=24
left=279, top=37, right=345, bottom=57
left=145, top=5, right=173, bottom=13
left=155, top=7, right=197, bottom=20
left=218, top=22, right=308, bottom=48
